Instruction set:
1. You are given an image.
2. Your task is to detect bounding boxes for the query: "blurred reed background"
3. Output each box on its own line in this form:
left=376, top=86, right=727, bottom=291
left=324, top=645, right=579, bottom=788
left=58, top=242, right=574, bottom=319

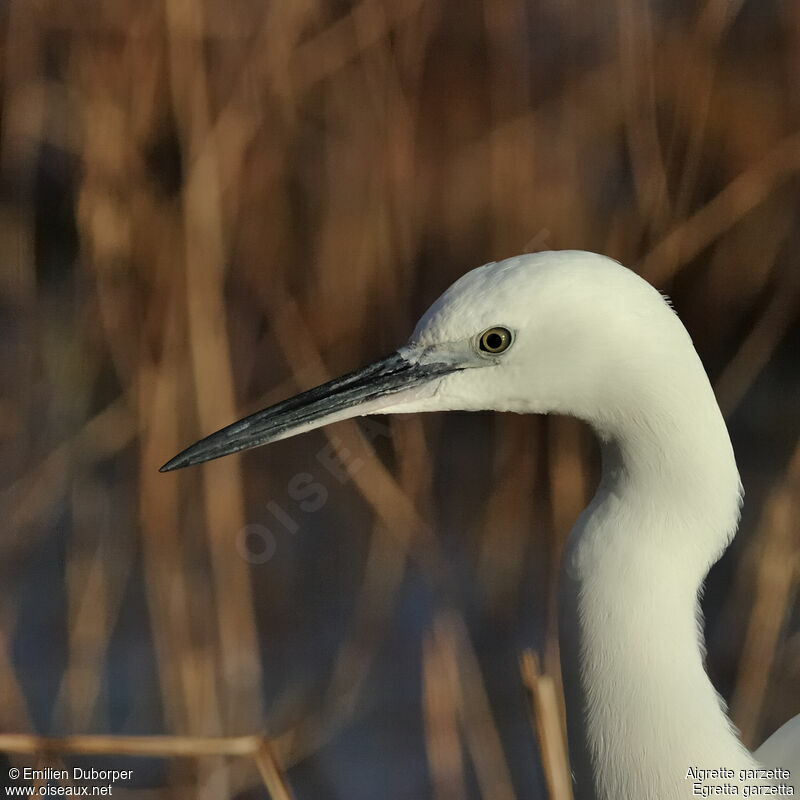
left=0, top=0, right=798, bottom=797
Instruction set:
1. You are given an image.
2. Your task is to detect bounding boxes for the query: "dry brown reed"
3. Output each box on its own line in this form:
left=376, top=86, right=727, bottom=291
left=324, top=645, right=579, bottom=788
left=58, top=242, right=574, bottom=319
left=520, top=650, right=572, bottom=800
left=1, top=1, right=798, bottom=798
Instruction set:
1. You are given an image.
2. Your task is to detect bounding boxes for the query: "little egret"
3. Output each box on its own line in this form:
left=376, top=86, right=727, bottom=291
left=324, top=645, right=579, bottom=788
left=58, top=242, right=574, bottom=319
left=162, top=251, right=799, bottom=799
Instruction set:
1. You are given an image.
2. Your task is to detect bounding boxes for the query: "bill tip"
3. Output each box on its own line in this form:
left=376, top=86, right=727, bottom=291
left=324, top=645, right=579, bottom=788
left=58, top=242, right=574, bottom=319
left=159, top=456, right=184, bottom=473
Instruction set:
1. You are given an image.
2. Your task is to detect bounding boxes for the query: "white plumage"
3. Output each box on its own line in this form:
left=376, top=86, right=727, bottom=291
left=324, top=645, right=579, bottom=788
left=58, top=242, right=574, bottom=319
left=163, top=250, right=799, bottom=799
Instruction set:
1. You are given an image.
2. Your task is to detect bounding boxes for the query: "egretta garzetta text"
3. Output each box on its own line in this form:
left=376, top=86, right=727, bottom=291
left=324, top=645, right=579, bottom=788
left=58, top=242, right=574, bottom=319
left=161, top=250, right=799, bottom=799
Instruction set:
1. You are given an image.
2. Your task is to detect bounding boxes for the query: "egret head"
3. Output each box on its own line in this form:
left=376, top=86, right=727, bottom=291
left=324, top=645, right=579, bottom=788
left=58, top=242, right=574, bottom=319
left=161, top=250, right=686, bottom=471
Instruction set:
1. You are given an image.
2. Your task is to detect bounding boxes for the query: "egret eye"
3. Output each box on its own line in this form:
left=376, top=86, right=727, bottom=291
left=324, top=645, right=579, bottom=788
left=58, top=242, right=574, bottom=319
left=478, top=326, right=513, bottom=354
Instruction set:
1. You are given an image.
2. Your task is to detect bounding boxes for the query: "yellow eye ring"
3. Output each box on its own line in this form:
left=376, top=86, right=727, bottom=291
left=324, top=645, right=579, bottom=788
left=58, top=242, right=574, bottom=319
left=478, top=326, right=513, bottom=354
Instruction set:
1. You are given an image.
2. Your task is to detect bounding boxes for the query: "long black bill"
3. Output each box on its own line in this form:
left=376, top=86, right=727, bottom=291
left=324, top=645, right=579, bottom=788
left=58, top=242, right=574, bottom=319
left=160, top=350, right=456, bottom=472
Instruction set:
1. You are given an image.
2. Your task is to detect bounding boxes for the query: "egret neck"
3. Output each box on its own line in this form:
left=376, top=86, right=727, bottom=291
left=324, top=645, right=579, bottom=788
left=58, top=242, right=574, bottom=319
left=559, top=322, right=756, bottom=800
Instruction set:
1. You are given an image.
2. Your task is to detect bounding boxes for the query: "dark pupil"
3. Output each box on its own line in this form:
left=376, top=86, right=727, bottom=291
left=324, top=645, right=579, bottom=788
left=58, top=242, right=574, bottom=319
left=486, top=332, right=503, bottom=350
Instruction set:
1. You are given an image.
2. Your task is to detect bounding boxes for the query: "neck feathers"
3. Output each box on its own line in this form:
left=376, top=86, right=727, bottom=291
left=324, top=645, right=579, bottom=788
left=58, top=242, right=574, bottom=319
left=559, top=331, right=751, bottom=799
